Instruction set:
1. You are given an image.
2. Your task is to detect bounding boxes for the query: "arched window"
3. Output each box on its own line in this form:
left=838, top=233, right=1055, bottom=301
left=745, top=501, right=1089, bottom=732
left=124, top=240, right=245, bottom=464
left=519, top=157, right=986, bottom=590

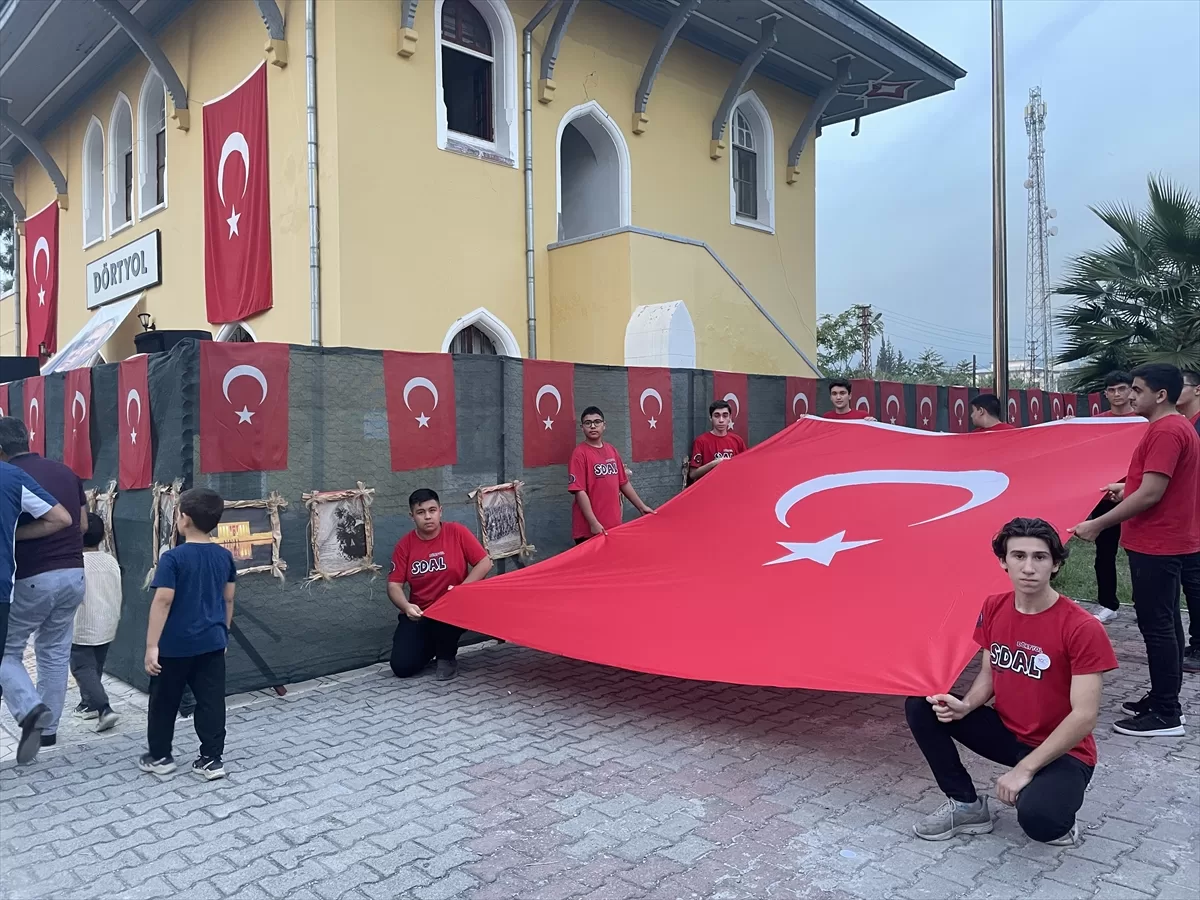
left=434, top=0, right=518, bottom=167
left=138, top=69, right=168, bottom=214
left=215, top=322, right=257, bottom=343
left=555, top=100, right=632, bottom=242
left=82, top=117, right=106, bottom=247
left=108, top=93, right=135, bottom=232
left=728, top=92, right=774, bottom=233
left=440, top=307, right=521, bottom=357
left=449, top=324, right=497, bottom=355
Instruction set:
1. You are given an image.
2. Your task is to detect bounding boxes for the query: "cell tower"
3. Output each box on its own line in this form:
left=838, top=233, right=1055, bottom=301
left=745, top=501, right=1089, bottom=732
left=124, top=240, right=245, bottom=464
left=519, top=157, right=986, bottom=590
left=1023, top=86, right=1057, bottom=389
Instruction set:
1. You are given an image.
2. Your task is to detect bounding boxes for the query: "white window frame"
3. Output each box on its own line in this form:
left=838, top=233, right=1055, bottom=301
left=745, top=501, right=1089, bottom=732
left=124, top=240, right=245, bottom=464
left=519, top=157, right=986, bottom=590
left=215, top=321, right=260, bottom=342
left=728, top=91, right=774, bottom=234
left=82, top=116, right=106, bottom=249
left=555, top=100, right=632, bottom=239
left=107, top=92, right=136, bottom=236
left=433, top=0, right=519, bottom=169
left=440, top=306, right=522, bottom=357
left=137, top=68, right=168, bottom=217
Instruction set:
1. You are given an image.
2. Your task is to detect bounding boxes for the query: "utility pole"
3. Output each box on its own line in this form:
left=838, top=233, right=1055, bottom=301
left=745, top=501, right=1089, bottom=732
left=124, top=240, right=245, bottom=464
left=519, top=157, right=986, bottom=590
left=972, top=354, right=977, bottom=388
left=855, top=304, right=873, bottom=373
left=990, top=0, right=1010, bottom=403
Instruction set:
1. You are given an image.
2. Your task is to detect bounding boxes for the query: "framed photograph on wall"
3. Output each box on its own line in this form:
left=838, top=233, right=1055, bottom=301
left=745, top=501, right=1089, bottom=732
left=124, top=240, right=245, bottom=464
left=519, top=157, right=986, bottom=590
left=469, top=481, right=534, bottom=561
left=302, top=482, right=381, bottom=582
left=215, top=493, right=288, bottom=579
left=85, top=480, right=118, bottom=557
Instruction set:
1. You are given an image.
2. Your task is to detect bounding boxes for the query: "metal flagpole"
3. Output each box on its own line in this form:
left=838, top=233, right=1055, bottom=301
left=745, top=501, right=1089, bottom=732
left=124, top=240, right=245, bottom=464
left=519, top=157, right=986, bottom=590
left=990, top=0, right=1009, bottom=401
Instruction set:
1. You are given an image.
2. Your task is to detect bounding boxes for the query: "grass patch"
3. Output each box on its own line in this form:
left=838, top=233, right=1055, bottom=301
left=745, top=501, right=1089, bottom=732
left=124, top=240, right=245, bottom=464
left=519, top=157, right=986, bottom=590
left=1056, top=538, right=1132, bottom=605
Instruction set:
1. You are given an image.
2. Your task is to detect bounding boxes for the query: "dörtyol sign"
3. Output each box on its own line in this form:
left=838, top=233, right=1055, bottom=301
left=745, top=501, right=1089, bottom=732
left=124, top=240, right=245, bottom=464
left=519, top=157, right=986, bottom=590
left=86, top=230, right=162, bottom=309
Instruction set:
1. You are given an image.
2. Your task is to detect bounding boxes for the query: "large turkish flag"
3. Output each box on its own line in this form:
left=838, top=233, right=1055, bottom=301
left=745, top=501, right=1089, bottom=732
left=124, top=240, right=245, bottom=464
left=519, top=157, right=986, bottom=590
left=948, top=386, right=970, bottom=433
left=713, top=372, right=749, bottom=433
left=384, top=351, right=457, bottom=471
left=1088, top=393, right=1103, bottom=417
left=627, top=367, right=673, bottom=462
left=915, top=384, right=938, bottom=431
left=523, top=359, right=575, bottom=468
left=879, top=381, right=907, bottom=426
left=785, top=377, right=817, bottom=426
left=203, top=64, right=273, bottom=324
left=24, top=202, right=58, bottom=359
left=199, top=341, right=289, bottom=473
left=62, top=368, right=93, bottom=479
left=23, top=376, right=45, bottom=456
left=431, top=417, right=1146, bottom=693
left=851, top=379, right=876, bottom=417
left=1027, top=390, right=1046, bottom=426
left=118, top=355, right=153, bottom=490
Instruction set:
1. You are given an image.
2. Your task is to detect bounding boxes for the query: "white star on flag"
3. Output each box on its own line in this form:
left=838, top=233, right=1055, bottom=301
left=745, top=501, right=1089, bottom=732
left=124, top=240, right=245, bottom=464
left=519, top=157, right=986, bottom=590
left=227, top=207, right=241, bottom=238
left=130, top=429, right=138, bottom=444
left=236, top=406, right=254, bottom=423
left=415, top=413, right=430, bottom=428
left=543, top=417, right=554, bottom=430
left=765, top=531, right=879, bottom=567
left=648, top=417, right=657, bottom=429
left=37, top=286, right=45, bottom=306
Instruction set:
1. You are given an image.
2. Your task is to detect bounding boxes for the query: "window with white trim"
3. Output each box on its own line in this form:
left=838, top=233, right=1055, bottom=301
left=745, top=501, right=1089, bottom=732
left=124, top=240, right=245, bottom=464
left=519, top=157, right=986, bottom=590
left=108, top=94, right=134, bottom=231
left=138, top=70, right=168, bottom=214
left=434, top=0, right=518, bottom=167
left=82, top=118, right=106, bottom=246
left=449, top=324, right=498, bottom=355
left=728, top=92, right=774, bottom=233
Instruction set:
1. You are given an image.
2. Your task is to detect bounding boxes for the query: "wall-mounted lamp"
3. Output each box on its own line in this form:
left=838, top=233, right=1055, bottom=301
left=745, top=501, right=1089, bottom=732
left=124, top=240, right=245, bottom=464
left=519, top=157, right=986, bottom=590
left=138, top=313, right=156, bottom=332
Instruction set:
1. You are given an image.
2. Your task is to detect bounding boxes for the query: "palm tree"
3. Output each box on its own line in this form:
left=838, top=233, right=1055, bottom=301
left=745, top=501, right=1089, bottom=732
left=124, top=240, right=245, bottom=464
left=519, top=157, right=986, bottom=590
left=1055, top=175, right=1200, bottom=391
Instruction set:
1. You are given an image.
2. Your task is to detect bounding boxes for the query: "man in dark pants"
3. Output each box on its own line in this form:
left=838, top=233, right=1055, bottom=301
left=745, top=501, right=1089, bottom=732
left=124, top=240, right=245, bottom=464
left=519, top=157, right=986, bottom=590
left=1073, top=364, right=1200, bottom=736
left=906, top=518, right=1116, bottom=845
left=1089, top=371, right=1138, bottom=624
left=1179, top=370, right=1200, bottom=673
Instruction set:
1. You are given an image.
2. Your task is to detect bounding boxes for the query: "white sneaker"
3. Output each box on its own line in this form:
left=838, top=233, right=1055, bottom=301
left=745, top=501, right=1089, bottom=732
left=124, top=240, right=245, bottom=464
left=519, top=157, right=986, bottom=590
left=1046, top=822, right=1080, bottom=847
left=1094, top=608, right=1118, bottom=624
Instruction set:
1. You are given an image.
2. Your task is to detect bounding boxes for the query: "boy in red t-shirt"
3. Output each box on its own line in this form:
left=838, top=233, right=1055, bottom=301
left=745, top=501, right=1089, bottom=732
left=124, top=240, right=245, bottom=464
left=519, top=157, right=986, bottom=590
left=688, top=401, right=747, bottom=483
left=1073, top=363, right=1200, bottom=735
left=968, top=394, right=1015, bottom=432
left=387, top=489, right=493, bottom=681
left=821, top=380, right=875, bottom=421
left=906, top=518, right=1117, bottom=845
left=568, top=407, right=654, bottom=543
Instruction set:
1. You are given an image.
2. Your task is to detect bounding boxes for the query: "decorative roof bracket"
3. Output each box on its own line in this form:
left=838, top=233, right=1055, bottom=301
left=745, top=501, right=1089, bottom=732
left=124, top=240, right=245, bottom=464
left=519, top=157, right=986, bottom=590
left=709, top=16, right=777, bottom=158
left=91, top=0, right=190, bottom=129
left=786, top=55, right=852, bottom=182
left=253, top=0, right=289, bottom=67
left=538, top=0, right=579, bottom=103
left=632, top=0, right=702, bottom=134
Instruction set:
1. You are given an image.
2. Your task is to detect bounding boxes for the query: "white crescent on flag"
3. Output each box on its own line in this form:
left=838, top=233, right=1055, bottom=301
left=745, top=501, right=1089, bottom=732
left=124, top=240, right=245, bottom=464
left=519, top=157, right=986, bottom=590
left=535, top=384, right=562, bottom=416
left=33, top=236, right=50, bottom=282
left=856, top=397, right=871, bottom=411
left=217, top=132, right=251, bottom=207
left=72, top=391, right=87, bottom=425
left=639, top=388, right=662, bottom=417
left=792, top=392, right=809, bottom=417
left=722, top=393, right=740, bottom=421
left=222, top=364, right=269, bottom=404
left=1008, top=397, right=1019, bottom=423
left=885, top=394, right=901, bottom=424
left=126, top=388, right=142, bottom=426
left=402, top=377, right=439, bottom=411
left=1030, top=395, right=1041, bottom=421
left=954, top=398, right=966, bottom=426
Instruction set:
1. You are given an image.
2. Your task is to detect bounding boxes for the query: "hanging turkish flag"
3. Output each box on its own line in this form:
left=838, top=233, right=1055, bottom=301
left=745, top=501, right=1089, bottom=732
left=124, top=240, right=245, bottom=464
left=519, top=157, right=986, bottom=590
left=523, top=359, right=575, bottom=468
left=879, top=381, right=907, bottom=426
left=785, top=377, right=816, bottom=426
left=118, top=355, right=153, bottom=490
left=915, top=384, right=938, bottom=431
left=1088, top=392, right=1103, bottom=417
left=1050, top=392, right=1064, bottom=421
left=199, top=341, right=289, bottom=473
left=948, top=386, right=970, bottom=433
left=0, top=383, right=8, bottom=419
left=384, top=351, right=457, bottom=471
left=851, top=379, right=876, bottom=417
left=24, top=202, right=59, bottom=359
left=1065, top=395, right=1078, bottom=418
left=23, top=376, right=45, bottom=456
left=627, top=367, right=673, bottom=462
left=432, top=417, right=1146, bottom=693
left=203, top=64, right=273, bottom=324
left=62, top=368, right=93, bottom=479
left=713, top=372, right=749, bottom=432
left=1006, top=390, right=1022, bottom=426
left=1027, top=390, right=1046, bottom=426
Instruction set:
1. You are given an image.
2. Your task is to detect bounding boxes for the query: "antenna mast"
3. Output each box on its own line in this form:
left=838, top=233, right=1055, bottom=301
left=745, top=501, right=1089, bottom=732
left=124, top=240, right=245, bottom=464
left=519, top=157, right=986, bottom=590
left=1023, top=86, right=1057, bottom=390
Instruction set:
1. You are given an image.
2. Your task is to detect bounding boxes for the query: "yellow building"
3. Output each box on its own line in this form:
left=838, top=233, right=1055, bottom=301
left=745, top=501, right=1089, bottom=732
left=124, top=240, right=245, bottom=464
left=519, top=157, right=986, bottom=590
left=0, top=0, right=962, bottom=376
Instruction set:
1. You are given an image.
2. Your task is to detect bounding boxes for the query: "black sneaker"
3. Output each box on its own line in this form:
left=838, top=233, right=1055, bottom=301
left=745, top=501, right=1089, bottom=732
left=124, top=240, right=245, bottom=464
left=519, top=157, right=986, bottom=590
left=1113, top=712, right=1185, bottom=737
left=1184, top=648, right=1200, bottom=674
left=39, top=734, right=57, bottom=748
left=1121, top=694, right=1187, bottom=724
left=137, top=753, right=177, bottom=775
left=435, top=659, right=458, bottom=681
left=192, top=756, right=226, bottom=781
left=17, top=704, right=52, bottom=765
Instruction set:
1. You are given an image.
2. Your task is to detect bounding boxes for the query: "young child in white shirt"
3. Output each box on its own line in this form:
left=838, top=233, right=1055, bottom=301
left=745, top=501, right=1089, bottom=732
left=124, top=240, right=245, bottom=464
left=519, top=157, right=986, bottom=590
left=70, top=513, right=123, bottom=732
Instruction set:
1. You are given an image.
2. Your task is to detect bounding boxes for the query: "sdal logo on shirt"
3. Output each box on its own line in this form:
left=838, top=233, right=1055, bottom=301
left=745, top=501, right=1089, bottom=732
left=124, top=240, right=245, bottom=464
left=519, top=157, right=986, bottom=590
left=411, top=554, right=449, bottom=577
left=990, top=642, right=1051, bottom=680
left=713, top=450, right=736, bottom=460
left=593, top=461, right=619, bottom=477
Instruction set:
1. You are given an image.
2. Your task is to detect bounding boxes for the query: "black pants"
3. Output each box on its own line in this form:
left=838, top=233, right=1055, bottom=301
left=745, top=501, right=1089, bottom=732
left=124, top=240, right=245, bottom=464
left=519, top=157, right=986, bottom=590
left=0, top=602, right=7, bottom=704
left=1129, top=551, right=1186, bottom=716
left=1090, top=499, right=1122, bottom=610
left=905, top=698, right=1092, bottom=842
left=1183, top=552, right=1200, bottom=652
left=70, top=643, right=111, bottom=711
left=147, top=650, right=226, bottom=760
left=390, top=614, right=464, bottom=678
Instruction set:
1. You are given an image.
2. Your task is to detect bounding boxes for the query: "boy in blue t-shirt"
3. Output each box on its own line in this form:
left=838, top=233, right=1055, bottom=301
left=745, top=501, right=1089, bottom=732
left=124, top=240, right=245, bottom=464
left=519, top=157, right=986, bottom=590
left=140, top=488, right=237, bottom=780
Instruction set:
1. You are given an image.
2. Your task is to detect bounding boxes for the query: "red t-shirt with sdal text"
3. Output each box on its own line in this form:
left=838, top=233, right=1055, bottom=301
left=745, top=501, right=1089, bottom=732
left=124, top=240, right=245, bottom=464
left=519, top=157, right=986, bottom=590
left=1096, top=409, right=1138, bottom=418
left=388, top=522, right=487, bottom=609
left=1121, top=414, right=1200, bottom=555
left=974, top=592, right=1117, bottom=767
left=822, top=409, right=873, bottom=421
left=690, top=431, right=747, bottom=469
left=568, top=442, right=628, bottom=539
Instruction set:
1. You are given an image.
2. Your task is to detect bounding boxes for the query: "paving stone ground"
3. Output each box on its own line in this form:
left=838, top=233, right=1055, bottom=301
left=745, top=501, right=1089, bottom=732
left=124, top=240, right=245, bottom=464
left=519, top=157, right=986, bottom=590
left=1, top=605, right=1197, bottom=900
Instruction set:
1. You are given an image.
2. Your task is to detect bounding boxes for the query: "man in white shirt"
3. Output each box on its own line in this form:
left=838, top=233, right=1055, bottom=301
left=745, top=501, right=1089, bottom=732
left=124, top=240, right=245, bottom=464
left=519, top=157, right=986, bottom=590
left=71, top=513, right=123, bottom=733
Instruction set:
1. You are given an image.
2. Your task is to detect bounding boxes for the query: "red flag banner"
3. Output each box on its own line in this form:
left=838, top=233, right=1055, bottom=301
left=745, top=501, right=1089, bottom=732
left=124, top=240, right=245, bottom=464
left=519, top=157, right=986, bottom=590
left=118, top=355, right=153, bottom=490
left=1065, top=395, right=1078, bottom=418
left=1088, top=392, right=1103, bottom=417
left=948, top=386, right=970, bottom=433
left=1007, top=390, right=1022, bottom=426
left=785, top=377, right=817, bottom=426
left=879, top=381, right=907, bottom=426
left=432, top=418, right=1147, bottom=693
left=915, top=384, right=938, bottom=431
left=1050, top=392, right=1064, bottom=421
left=23, top=376, right=46, bottom=456
left=627, top=367, right=673, bottom=462
left=0, top=384, right=8, bottom=419
left=1027, top=390, right=1046, bottom=426
left=203, top=64, right=273, bottom=324
left=24, top=202, right=59, bottom=359
left=62, top=368, right=93, bottom=479
left=851, top=379, right=876, bottom=417
left=523, top=359, right=575, bottom=468
left=199, top=341, right=289, bottom=473
left=384, top=351, right=457, bottom=471
left=713, top=372, right=749, bottom=433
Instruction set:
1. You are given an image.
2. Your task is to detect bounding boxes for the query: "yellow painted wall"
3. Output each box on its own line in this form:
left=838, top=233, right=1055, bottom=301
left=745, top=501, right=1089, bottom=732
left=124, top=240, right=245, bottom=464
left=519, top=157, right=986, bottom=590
left=12, top=0, right=817, bottom=375
left=0, top=294, right=15, bottom=355
left=547, top=231, right=632, bottom=363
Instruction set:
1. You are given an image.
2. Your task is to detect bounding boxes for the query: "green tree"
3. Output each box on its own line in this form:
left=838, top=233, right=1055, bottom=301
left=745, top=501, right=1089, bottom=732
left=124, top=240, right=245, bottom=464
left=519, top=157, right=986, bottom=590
left=1055, top=175, right=1200, bottom=391
left=817, top=307, right=882, bottom=378
left=0, top=196, right=13, bottom=293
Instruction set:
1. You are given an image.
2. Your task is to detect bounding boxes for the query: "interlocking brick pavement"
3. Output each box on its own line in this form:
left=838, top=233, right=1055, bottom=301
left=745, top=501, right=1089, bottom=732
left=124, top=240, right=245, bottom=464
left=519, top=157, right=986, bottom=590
left=0, top=606, right=1197, bottom=900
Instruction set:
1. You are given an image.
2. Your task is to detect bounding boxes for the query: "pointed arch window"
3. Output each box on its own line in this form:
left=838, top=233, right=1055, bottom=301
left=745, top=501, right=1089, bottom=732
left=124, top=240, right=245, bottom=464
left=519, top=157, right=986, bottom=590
left=138, top=70, right=168, bottom=214
left=82, top=118, right=106, bottom=247
left=108, top=94, right=135, bottom=232
left=728, top=93, right=775, bottom=233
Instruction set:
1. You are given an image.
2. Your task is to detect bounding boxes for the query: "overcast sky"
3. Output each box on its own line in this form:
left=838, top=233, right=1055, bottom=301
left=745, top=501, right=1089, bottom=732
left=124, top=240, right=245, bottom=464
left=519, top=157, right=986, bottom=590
left=816, top=0, right=1200, bottom=367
